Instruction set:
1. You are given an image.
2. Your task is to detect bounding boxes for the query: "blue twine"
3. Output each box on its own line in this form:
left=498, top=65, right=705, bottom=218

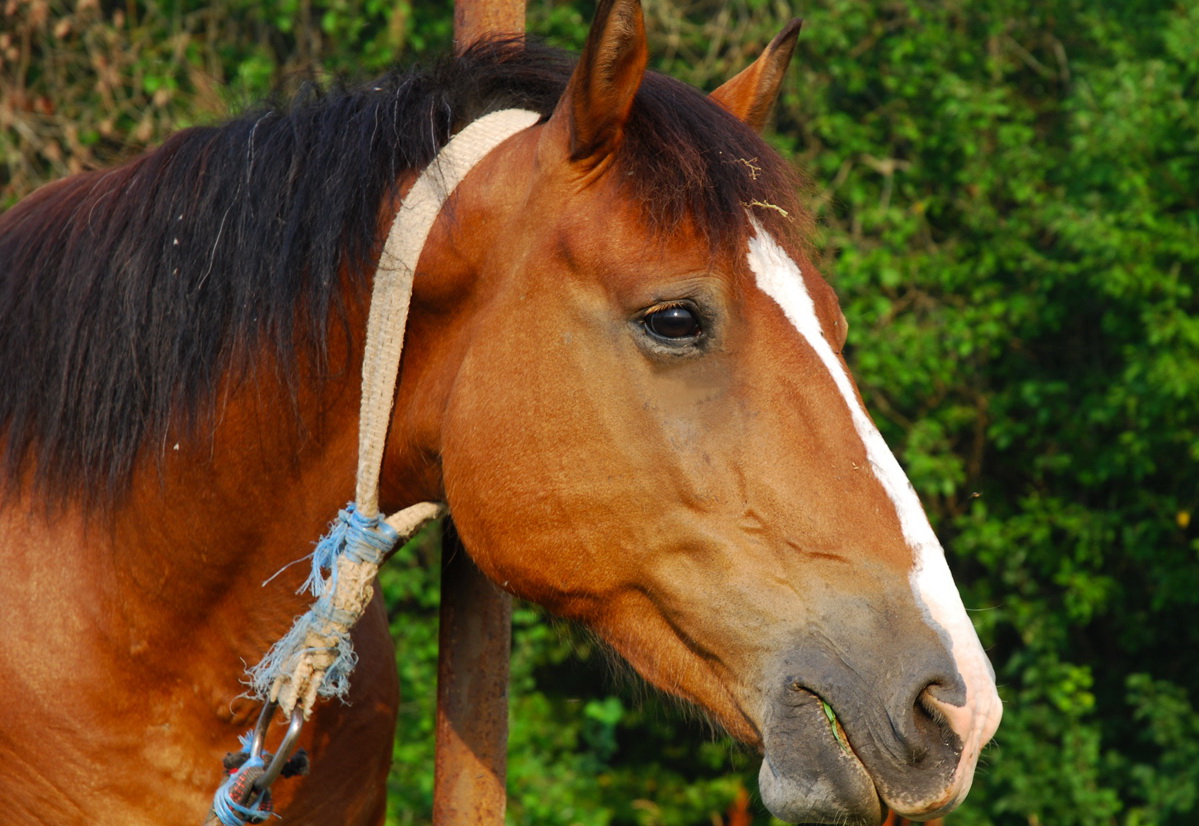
left=300, top=503, right=399, bottom=596
left=248, top=503, right=400, bottom=702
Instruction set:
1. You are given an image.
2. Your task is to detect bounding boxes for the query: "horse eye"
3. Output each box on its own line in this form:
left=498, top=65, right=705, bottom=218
left=644, top=305, right=702, bottom=340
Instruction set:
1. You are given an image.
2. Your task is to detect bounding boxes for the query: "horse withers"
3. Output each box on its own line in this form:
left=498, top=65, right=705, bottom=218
left=0, top=0, right=1000, bottom=823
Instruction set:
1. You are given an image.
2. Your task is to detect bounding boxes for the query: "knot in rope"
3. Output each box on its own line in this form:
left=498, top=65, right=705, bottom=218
left=248, top=503, right=400, bottom=712
left=206, top=727, right=310, bottom=826
left=208, top=735, right=275, bottom=826
left=300, top=503, right=399, bottom=596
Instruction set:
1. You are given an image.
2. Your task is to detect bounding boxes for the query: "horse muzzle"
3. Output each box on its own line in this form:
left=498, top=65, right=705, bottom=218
left=757, top=636, right=1000, bottom=825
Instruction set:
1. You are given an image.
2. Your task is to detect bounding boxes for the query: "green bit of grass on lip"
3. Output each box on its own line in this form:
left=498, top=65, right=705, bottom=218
left=822, top=700, right=851, bottom=754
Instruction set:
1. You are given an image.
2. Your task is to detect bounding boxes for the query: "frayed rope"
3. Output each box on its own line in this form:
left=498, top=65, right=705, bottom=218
left=247, top=504, right=399, bottom=707
left=299, top=503, right=398, bottom=596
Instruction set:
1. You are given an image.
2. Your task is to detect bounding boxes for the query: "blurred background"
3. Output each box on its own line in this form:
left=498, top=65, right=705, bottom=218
left=3, top=1, right=1196, bottom=823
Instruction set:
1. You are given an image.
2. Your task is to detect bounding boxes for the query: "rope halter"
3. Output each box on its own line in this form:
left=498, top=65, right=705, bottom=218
left=208, top=107, right=541, bottom=826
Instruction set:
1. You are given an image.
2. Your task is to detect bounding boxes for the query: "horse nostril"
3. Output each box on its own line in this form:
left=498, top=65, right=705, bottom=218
left=912, top=681, right=966, bottom=759
left=922, top=676, right=967, bottom=710
left=878, top=678, right=966, bottom=766
left=917, top=686, right=948, bottom=727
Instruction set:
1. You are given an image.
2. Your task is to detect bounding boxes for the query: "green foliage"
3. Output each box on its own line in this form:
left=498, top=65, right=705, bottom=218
left=0, top=0, right=454, bottom=206
left=4, top=1, right=1196, bottom=824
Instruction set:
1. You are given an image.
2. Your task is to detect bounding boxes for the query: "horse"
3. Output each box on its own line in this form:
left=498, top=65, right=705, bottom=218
left=0, top=0, right=1001, bottom=823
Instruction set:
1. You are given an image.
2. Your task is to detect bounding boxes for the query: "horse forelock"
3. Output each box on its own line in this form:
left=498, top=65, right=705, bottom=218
left=0, top=38, right=809, bottom=509
left=616, top=71, right=809, bottom=262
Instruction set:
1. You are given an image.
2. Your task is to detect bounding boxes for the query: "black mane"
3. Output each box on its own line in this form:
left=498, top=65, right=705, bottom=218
left=0, top=39, right=799, bottom=505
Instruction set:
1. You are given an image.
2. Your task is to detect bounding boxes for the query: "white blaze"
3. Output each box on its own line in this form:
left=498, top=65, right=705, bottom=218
left=746, top=220, right=1000, bottom=799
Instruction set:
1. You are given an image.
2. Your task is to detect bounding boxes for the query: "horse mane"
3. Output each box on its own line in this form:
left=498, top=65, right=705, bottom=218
left=0, top=38, right=802, bottom=507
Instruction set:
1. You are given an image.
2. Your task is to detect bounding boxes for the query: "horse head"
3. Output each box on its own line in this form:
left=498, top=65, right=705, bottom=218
left=386, top=1, right=1002, bottom=823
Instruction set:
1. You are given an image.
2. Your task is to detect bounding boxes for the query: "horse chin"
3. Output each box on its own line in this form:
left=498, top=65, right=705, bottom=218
left=758, top=694, right=883, bottom=826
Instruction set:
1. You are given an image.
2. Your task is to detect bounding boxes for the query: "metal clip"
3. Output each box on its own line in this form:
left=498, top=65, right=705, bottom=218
left=247, top=701, right=305, bottom=798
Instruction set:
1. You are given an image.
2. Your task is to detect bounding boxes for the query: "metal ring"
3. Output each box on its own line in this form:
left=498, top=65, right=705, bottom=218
left=253, top=706, right=305, bottom=794
left=248, top=700, right=278, bottom=763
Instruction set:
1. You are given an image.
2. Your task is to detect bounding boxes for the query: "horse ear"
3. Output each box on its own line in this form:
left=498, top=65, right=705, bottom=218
left=544, top=0, right=648, bottom=170
left=710, top=18, right=802, bottom=133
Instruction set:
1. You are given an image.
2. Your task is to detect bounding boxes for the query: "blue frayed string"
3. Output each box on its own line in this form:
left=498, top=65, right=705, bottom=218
left=300, top=503, right=399, bottom=596
left=248, top=503, right=400, bottom=702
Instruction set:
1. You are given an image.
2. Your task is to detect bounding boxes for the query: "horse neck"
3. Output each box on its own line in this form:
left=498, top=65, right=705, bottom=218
left=0, top=360, right=356, bottom=731
left=126, top=387, right=343, bottom=617
left=46, top=152, right=513, bottom=629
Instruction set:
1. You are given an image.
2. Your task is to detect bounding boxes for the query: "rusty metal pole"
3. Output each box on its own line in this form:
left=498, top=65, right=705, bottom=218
left=433, top=521, right=513, bottom=825
left=453, top=0, right=525, bottom=50
left=434, top=8, right=526, bottom=824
